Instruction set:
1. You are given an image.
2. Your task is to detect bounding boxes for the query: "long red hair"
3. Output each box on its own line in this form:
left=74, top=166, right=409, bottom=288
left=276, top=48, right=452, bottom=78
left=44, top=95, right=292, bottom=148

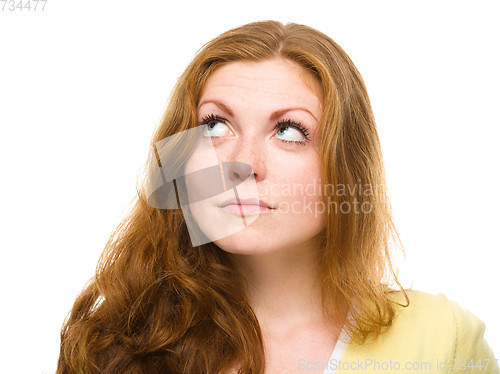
left=57, top=20, right=408, bottom=373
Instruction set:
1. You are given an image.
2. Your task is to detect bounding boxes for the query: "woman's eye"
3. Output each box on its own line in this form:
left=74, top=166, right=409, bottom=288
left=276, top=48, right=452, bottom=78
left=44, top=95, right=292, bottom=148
left=203, top=121, right=231, bottom=138
left=199, top=114, right=311, bottom=146
left=275, top=125, right=306, bottom=143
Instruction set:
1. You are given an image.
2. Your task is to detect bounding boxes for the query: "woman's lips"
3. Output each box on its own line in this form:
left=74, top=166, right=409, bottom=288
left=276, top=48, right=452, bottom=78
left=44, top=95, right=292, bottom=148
left=221, top=204, right=274, bottom=215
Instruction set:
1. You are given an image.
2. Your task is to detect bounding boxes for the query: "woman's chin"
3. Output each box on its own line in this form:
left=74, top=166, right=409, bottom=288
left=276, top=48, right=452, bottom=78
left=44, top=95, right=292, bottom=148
left=191, top=203, right=270, bottom=244
left=212, top=233, right=287, bottom=256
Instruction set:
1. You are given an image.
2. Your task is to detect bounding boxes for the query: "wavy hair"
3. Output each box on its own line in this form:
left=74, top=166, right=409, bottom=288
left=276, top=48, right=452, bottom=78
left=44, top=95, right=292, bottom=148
left=57, top=20, right=409, bottom=374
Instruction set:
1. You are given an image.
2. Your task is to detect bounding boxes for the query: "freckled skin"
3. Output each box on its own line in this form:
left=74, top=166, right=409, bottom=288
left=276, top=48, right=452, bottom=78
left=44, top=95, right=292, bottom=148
left=185, top=58, right=325, bottom=255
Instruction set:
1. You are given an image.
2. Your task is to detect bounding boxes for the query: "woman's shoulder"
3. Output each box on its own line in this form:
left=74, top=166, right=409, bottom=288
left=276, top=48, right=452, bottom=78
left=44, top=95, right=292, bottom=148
left=388, top=288, right=473, bottom=329
left=343, top=289, right=499, bottom=373
left=388, top=289, right=491, bottom=342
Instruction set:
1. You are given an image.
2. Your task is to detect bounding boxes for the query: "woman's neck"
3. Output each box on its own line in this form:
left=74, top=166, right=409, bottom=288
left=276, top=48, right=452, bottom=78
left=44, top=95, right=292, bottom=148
left=230, top=237, right=327, bottom=336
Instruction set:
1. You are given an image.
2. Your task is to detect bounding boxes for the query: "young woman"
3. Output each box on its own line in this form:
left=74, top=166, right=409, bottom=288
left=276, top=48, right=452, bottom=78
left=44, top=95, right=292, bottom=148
left=57, top=20, right=498, bottom=374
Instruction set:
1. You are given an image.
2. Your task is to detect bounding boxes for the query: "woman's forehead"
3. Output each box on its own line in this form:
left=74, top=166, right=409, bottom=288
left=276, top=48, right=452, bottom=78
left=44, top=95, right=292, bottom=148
left=199, top=59, right=322, bottom=116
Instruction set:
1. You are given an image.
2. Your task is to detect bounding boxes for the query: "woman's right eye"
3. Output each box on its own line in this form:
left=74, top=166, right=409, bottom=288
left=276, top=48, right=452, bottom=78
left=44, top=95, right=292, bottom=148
left=203, top=121, right=231, bottom=138
left=199, top=114, right=231, bottom=139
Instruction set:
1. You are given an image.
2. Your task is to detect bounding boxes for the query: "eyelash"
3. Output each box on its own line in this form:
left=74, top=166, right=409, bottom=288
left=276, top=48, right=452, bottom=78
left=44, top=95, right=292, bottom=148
left=198, top=113, right=311, bottom=146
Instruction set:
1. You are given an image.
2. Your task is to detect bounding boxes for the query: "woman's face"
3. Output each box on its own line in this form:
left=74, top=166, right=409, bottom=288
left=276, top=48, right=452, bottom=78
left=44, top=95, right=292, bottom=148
left=184, top=58, right=325, bottom=254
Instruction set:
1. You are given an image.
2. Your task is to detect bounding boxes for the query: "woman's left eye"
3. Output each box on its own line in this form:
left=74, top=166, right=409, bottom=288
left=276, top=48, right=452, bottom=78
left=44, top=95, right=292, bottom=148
left=274, top=120, right=311, bottom=146
left=198, top=114, right=311, bottom=146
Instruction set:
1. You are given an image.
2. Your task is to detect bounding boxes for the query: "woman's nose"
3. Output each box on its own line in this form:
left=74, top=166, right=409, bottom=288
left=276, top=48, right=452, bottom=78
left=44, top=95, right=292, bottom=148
left=226, top=161, right=254, bottom=186
left=226, top=137, right=266, bottom=182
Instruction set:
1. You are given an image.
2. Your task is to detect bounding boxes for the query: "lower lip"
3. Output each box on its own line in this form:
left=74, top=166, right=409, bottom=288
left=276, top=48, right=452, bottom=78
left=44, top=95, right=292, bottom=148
left=221, top=204, right=274, bottom=215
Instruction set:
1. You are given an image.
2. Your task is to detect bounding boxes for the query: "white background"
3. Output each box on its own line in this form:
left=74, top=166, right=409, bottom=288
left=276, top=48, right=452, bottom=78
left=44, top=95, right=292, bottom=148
left=0, top=0, right=498, bottom=372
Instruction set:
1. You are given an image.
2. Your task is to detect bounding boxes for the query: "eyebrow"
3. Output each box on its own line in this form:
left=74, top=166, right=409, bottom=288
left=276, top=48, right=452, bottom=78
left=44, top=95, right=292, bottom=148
left=197, top=99, right=318, bottom=123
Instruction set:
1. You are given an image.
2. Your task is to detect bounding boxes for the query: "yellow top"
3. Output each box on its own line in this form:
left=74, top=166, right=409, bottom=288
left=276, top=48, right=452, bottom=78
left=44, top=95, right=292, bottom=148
left=318, top=290, right=499, bottom=374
